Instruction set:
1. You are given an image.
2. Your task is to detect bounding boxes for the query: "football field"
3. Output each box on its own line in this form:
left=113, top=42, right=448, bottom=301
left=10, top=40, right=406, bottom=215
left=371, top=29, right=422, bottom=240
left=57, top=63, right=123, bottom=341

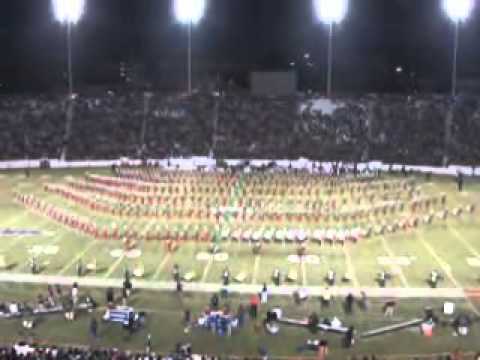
left=1, top=168, right=480, bottom=358
left=0, top=168, right=479, bottom=293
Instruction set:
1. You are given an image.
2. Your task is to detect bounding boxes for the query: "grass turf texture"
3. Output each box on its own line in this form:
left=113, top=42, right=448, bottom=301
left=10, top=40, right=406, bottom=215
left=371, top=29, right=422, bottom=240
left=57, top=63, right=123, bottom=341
left=1, top=283, right=480, bottom=359
left=0, top=169, right=480, bottom=357
left=1, top=168, right=479, bottom=289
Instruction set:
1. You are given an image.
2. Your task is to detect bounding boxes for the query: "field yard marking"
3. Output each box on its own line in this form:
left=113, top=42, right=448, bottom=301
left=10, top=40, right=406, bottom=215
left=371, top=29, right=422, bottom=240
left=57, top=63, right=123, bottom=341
left=418, top=233, right=460, bottom=288
left=251, top=255, right=261, bottom=284
left=201, top=257, right=214, bottom=283
left=97, top=213, right=151, bottom=278
left=301, top=259, right=307, bottom=286
left=152, top=253, right=172, bottom=280
left=0, top=271, right=470, bottom=298
left=342, top=245, right=360, bottom=288
left=57, top=240, right=97, bottom=275
left=448, top=226, right=480, bottom=259
left=2, top=214, right=68, bottom=257
left=4, top=222, right=76, bottom=274
left=380, top=236, right=410, bottom=288
left=104, top=255, right=125, bottom=278
left=419, top=232, right=480, bottom=316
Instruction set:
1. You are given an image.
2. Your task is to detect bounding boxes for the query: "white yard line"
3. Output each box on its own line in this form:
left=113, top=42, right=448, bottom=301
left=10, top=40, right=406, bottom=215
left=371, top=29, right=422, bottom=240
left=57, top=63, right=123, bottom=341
left=449, top=226, right=480, bottom=258
left=152, top=253, right=172, bottom=280
left=57, top=240, right=98, bottom=275
left=201, top=257, right=214, bottom=283
left=418, top=233, right=459, bottom=287
left=0, top=271, right=471, bottom=299
left=380, top=236, right=410, bottom=288
left=251, top=255, right=261, bottom=285
left=417, top=232, right=479, bottom=315
left=301, top=259, right=307, bottom=286
left=104, top=255, right=125, bottom=279
left=342, top=245, right=360, bottom=288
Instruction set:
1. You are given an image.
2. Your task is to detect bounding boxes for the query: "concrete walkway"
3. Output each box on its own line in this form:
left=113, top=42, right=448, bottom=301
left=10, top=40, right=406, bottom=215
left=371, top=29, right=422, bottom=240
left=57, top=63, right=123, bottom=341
left=0, top=272, right=474, bottom=299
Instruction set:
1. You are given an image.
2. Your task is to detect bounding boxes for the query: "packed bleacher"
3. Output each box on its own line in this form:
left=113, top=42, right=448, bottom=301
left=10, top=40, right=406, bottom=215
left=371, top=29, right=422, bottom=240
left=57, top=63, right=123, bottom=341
left=1, top=91, right=479, bottom=165
left=0, top=343, right=478, bottom=360
left=0, top=342, right=193, bottom=360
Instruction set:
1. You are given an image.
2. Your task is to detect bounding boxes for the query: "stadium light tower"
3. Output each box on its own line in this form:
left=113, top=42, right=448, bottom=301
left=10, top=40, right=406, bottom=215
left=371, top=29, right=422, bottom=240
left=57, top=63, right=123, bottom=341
left=313, top=0, right=348, bottom=98
left=174, top=0, right=206, bottom=95
left=52, top=0, right=85, bottom=97
left=442, top=0, right=475, bottom=98
left=52, top=0, right=85, bottom=160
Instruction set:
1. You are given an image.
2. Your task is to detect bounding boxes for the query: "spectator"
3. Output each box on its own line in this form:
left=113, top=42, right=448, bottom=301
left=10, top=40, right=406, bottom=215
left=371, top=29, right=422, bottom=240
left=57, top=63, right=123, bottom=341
left=71, top=282, right=79, bottom=306
left=260, top=284, right=268, bottom=304
left=89, top=317, right=98, bottom=340
left=1, top=92, right=478, bottom=165
left=250, top=294, right=260, bottom=319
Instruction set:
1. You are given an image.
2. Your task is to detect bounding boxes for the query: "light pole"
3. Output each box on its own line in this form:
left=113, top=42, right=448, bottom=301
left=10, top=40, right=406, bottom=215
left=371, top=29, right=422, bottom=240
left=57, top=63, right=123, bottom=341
left=52, top=0, right=85, bottom=160
left=327, top=22, right=333, bottom=98
left=173, top=0, right=206, bottom=95
left=441, top=0, right=474, bottom=166
left=442, top=0, right=474, bottom=98
left=313, top=0, right=348, bottom=98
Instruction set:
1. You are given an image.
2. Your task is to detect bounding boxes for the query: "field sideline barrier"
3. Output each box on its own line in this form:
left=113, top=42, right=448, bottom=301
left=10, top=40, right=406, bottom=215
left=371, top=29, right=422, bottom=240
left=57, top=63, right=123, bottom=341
left=0, top=158, right=478, bottom=177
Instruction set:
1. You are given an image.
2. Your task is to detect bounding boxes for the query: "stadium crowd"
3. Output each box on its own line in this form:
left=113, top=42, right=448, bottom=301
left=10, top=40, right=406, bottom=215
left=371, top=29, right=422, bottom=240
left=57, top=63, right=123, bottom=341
left=0, top=342, right=195, bottom=360
left=0, top=91, right=479, bottom=164
left=0, top=344, right=478, bottom=360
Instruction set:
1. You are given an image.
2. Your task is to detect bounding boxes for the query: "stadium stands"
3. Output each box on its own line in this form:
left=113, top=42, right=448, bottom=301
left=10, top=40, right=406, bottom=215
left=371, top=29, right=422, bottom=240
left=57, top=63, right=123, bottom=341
left=1, top=92, right=479, bottom=165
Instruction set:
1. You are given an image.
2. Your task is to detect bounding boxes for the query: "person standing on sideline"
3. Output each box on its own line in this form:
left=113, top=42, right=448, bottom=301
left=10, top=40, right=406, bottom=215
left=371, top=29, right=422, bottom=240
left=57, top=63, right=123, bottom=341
left=457, top=172, right=464, bottom=192
left=123, top=274, right=133, bottom=298
left=260, top=284, right=268, bottom=304
left=89, top=317, right=98, bottom=340
left=383, top=300, right=396, bottom=318
left=318, top=340, right=329, bottom=360
left=71, top=283, right=79, bottom=306
left=345, top=293, right=354, bottom=314
left=106, top=288, right=114, bottom=307
left=250, top=293, right=260, bottom=319
left=76, top=259, right=83, bottom=277
left=145, top=333, right=152, bottom=354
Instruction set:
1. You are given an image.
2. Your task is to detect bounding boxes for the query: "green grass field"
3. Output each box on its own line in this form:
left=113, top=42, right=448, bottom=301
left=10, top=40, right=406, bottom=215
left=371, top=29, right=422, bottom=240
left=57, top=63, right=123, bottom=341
left=2, top=168, right=479, bottom=289
left=1, top=283, right=480, bottom=359
left=0, top=168, right=480, bottom=358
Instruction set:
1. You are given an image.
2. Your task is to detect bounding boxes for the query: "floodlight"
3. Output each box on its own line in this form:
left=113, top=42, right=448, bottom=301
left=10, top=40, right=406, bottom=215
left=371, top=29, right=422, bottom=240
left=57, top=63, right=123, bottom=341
left=313, top=0, right=348, bottom=97
left=52, top=0, right=85, bottom=160
left=174, top=0, right=206, bottom=25
left=52, top=0, right=85, bottom=25
left=442, top=0, right=474, bottom=23
left=313, top=0, right=349, bottom=24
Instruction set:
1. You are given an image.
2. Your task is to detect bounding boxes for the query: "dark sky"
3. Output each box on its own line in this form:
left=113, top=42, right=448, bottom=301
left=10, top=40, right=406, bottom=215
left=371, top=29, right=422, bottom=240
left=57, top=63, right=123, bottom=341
left=1, top=0, right=480, bottom=93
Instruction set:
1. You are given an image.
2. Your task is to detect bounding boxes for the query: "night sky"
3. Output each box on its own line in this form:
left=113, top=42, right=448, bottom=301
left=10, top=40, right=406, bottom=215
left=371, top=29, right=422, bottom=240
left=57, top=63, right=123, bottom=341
left=1, top=0, right=480, bottom=93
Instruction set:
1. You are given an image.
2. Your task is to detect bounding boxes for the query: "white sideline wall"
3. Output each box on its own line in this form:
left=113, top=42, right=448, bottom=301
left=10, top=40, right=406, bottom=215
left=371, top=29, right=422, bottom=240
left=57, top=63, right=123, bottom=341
left=0, top=158, right=478, bottom=177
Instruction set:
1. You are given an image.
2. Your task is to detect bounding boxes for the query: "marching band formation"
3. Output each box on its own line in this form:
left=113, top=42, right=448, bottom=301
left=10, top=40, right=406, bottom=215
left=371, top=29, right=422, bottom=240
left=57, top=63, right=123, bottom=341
left=15, top=169, right=475, bottom=248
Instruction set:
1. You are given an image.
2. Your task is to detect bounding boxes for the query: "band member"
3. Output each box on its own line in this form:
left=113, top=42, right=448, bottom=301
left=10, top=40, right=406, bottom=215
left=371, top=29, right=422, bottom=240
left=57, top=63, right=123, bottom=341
left=377, top=270, right=388, bottom=288
left=222, top=267, right=230, bottom=286
left=272, top=268, right=281, bottom=286
left=172, top=264, right=180, bottom=282
left=30, top=256, right=39, bottom=275
left=326, top=269, right=336, bottom=286
left=76, top=259, right=84, bottom=277
left=428, top=270, right=442, bottom=288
